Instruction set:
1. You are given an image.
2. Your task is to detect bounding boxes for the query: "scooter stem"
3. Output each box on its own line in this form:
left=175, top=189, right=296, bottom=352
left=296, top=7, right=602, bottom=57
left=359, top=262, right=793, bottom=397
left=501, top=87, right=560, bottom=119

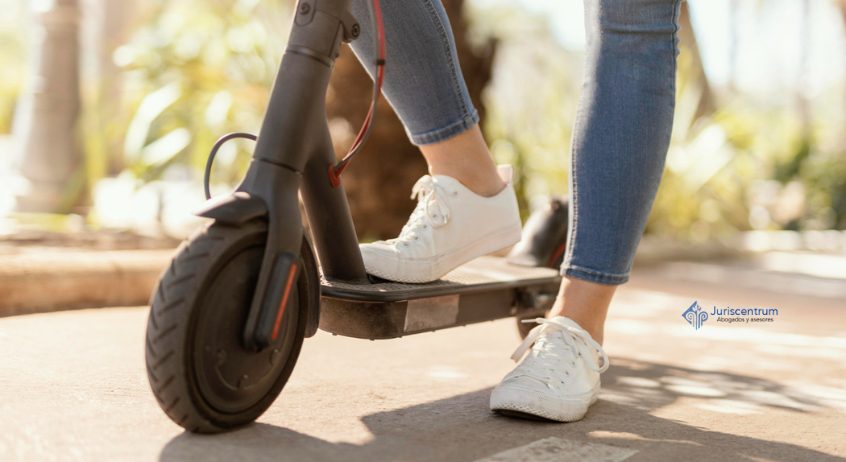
left=235, top=0, right=365, bottom=349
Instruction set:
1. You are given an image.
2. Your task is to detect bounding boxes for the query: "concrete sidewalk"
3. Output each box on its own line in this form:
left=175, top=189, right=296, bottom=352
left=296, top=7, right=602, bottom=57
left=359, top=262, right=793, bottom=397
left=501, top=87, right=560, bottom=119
left=0, top=246, right=171, bottom=316
left=1, top=265, right=844, bottom=462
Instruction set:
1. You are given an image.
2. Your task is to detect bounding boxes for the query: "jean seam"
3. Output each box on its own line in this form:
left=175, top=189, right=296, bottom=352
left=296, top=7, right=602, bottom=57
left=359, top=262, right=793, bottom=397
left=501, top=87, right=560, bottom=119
left=671, top=0, right=681, bottom=103
left=421, top=0, right=470, bottom=119
left=561, top=114, right=581, bottom=276
left=410, top=109, right=480, bottom=145
left=564, top=265, right=629, bottom=285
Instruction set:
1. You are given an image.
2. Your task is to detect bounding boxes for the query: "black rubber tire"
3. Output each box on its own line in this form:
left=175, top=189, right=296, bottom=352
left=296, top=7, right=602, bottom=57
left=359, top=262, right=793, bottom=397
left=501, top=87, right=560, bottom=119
left=145, top=220, right=311, bottom=433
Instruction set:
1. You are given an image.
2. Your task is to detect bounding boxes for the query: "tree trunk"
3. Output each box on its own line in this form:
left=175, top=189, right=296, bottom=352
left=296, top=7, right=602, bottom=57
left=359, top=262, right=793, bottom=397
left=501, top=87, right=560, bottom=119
left=94, top=0, right=137, bottom=176
left=14, top=0, right=83, bottom=213
left=326, top=0, right=495, bottom=240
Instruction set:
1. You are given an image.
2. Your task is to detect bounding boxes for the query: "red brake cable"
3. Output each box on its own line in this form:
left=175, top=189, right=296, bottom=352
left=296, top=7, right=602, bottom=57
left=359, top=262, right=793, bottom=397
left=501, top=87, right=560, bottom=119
left=328, top=0, right=386, bottom=188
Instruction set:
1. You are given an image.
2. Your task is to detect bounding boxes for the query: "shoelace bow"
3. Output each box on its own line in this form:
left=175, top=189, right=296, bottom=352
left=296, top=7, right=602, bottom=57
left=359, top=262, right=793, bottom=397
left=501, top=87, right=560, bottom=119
left=511, top=317, right=610, bottom=374
left=392, top=176, right=454, bottom=245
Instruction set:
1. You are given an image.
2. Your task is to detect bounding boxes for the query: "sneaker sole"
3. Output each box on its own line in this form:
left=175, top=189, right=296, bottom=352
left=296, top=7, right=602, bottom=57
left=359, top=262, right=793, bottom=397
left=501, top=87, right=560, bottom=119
left=494, top=409, right=560, bottom=422
left=365, top=224, right=522, bottom=283
left=490, top=390, right=598, bottom=423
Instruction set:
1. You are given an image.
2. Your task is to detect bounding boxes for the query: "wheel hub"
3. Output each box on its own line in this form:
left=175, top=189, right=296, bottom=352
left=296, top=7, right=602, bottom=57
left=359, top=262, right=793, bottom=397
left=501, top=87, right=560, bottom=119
left=192, top=245, right=299, bottom=414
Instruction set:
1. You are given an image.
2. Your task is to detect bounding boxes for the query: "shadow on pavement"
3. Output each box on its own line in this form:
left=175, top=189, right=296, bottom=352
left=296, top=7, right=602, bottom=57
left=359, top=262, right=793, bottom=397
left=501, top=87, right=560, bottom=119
left=159, top=358, right=844, bottom=462
left=602, top=357, right=828, bottom=414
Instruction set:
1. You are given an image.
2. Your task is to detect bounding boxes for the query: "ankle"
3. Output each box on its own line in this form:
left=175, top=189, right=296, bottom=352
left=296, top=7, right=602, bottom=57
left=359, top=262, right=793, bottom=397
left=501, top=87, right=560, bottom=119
left=547, top=277, right=615, bottom=345
left=430, top=165, right=505, bottom=197
left=548, top=309, right=604, bottom=343
left=565, top=315, right=604, bottom=344
left=419, top=126, right=505, bottom=197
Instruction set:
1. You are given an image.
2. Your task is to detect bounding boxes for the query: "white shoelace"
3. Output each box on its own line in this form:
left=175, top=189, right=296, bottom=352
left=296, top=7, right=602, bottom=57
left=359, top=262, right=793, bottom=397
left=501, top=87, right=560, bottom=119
left=511, top=317, right=610, bottom=374
left=391, top=176, right=454, bottom=246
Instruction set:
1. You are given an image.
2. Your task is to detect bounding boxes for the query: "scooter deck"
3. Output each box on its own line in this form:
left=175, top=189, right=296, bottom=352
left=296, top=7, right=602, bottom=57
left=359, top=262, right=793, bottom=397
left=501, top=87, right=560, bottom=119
left=318, top=256, right=561, bottom=340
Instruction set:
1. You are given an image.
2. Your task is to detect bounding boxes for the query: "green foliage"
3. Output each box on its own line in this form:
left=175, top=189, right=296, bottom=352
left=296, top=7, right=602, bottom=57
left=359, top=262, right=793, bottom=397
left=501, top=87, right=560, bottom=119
left=470, top=2, right=846, bottom=238
left=649, top=103, right=846, bottom=237
left=469, top=5, right=580, bottom=218
left=5, top=0, right=844, bottom=237
left=110, top=0, right=292, bottom=185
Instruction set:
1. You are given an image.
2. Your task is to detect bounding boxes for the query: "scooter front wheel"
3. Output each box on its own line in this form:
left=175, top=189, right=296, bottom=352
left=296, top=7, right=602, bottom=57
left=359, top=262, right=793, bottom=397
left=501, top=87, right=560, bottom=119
left=145, top=220, right=313, bottom=433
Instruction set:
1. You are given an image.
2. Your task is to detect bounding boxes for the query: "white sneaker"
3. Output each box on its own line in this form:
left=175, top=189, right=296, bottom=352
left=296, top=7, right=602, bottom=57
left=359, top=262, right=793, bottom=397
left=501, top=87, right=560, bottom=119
left=359, top=165, right=522, bottom=283
left=490, top=316, right=609, bottom=422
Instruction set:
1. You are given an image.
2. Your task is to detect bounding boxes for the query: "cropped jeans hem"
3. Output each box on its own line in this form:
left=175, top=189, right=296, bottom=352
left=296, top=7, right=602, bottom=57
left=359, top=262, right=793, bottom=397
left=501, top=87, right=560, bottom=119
left=409, top=110, right=480, bottom=145
left=562, top=264, right=629, bottom=286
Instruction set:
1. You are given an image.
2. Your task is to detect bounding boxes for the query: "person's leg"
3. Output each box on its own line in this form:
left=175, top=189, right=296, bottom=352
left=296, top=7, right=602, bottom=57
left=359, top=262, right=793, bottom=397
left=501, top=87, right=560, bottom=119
left=348, top=0, right=502, bottom=197
left=491, top=0, right=682, bottom=422
left=552, top=0, right=683, bottom=342
left=350, top=0, right=521, bottom=283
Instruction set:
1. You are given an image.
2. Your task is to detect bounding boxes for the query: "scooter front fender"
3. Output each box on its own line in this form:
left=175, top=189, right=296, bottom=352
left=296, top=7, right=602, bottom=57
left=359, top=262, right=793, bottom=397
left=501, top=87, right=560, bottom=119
left=195, top=191, right=268, bottom=225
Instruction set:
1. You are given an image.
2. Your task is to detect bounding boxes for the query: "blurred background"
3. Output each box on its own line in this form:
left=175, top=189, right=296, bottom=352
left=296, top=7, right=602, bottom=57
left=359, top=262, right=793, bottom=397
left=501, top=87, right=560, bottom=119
left=2, top=5, right=846, bottom=457
left=1, top=0, right=845, bottom=251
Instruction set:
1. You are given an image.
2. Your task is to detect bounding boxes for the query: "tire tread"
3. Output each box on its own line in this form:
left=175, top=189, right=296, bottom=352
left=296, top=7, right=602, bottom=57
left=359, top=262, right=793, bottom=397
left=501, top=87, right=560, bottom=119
left=145, top=223, right=248, bottom=433
left=144, top=221, right=309, bottom=434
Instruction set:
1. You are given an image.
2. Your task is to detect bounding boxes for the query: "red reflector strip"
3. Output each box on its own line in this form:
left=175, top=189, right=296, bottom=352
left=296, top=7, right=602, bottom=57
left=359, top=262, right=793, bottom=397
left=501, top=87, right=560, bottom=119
left=271, top=262, right=299, bottom=341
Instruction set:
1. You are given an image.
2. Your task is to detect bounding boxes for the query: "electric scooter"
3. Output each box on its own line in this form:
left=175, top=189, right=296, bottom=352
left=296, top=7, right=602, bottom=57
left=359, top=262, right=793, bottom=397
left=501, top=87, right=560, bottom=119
left=144, top=0, right=566, bottom=433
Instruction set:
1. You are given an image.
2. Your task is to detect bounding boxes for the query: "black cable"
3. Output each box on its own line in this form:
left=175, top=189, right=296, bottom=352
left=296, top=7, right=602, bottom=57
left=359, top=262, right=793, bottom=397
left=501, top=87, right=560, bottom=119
left=203, top=132, right=257, bottom=200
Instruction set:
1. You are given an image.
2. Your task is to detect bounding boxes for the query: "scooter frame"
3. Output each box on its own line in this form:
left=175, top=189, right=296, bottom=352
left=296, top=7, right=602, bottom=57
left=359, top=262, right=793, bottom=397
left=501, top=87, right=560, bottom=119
left=197, top=0, right=370, bottom=350
left=145, top=0, right=563, bottom=433
left=196, top=0, right=560, bottom=349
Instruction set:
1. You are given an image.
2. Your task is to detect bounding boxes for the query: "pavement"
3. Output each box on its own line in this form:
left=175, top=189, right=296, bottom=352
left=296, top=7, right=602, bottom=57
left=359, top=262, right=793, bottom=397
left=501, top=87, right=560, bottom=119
left=0, top=229, right=176, bottom=316
left=2, top=261, right=845, bottom=462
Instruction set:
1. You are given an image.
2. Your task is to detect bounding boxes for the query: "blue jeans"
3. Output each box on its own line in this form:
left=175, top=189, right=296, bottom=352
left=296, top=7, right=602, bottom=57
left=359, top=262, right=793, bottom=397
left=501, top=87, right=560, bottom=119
left=350, top=0, right=682, bottom=285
